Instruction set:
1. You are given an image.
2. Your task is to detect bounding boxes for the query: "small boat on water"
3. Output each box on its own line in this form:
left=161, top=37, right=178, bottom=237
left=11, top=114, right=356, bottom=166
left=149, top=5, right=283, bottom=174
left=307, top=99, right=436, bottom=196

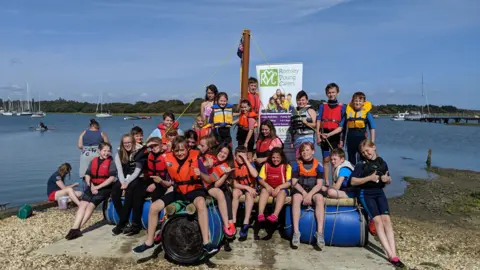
left=391, top=111, right=408, bottom=121
left=124, top=116, right=152, bottom=120
left=373, top=114, right=379, bottom=118
left=95, top=92, right=112, bottom=118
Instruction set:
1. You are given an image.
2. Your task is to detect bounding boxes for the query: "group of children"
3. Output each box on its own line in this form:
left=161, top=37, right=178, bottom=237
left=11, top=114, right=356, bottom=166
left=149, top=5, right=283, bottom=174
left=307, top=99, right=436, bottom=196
left=46, top=79, right=404, bottom=268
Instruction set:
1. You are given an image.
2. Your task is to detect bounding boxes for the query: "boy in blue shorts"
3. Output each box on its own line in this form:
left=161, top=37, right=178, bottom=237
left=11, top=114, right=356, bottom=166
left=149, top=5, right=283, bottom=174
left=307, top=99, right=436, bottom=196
left=324, top=149, right=356, bottom=198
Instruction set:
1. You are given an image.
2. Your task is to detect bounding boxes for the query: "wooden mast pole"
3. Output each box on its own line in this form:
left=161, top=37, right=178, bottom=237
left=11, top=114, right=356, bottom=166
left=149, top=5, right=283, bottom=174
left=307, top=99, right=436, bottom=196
left=240, top=29, right=251, bottom=100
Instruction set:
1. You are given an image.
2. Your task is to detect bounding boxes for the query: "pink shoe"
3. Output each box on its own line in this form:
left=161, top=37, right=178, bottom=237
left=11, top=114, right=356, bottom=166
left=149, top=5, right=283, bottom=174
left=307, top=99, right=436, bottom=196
left=267, top=214, right=278, bottom=223
left=258, top=214, right=266, bottom=222
left=223, top=225, right=234, bottom=238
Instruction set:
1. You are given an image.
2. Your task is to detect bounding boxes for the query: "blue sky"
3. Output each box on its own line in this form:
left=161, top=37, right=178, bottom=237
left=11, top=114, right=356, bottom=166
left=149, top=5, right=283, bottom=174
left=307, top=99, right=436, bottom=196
left=0, top=0, right=479, bottom=108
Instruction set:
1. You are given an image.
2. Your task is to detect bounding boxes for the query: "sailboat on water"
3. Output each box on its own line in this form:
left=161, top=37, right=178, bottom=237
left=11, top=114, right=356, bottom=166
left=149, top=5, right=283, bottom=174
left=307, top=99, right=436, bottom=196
left=17, top=82, right=33, bottom=116
left=31, top=93, right=46, bottom=118
left=2, top=99, right=14, bottom=116
left=95, top=92, right=112, bottom=118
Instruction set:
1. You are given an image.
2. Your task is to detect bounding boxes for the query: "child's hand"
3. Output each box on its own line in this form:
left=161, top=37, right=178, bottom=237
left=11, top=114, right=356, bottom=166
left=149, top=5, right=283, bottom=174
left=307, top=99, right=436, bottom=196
left=316, top=134, right=322, bottom=145
left=290, top=143, right=294, bottom=149
left=338, top=140, right=344, bottom=148
left=90, top=186, right=98, bottom=195
left=205, top=157, right=213, bottom=168
left=223, top=167, right=233, bottom=174
left=146, top=183, right=156, bottom=192
left=243, top=143, right=248, bottom=149
left=266, top=185, right=274, bottom=194
left=302, top=193, right=312, bottom=206
left=321, top=133, right=329, bottom=139
left=150, top=175, right=162, bottom=183
left=369, top=171, right=378, bottom=182
left=194, top=168, right=201, bottom=176
left=273, top=187, right=282, bottom=197
left=238, top=152, right=248, bottom=162
left=248, top=187, right=257, bottom=198
left=71, top=183, right=79, bottom=188
left=121, top=183, right=128, bottom=190
left=381, top=171, right=391, bottom=184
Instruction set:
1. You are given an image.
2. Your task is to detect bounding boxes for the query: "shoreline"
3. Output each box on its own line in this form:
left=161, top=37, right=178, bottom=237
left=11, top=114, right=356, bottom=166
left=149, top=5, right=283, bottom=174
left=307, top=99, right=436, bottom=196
left=43, top=112, right=198, bottom=116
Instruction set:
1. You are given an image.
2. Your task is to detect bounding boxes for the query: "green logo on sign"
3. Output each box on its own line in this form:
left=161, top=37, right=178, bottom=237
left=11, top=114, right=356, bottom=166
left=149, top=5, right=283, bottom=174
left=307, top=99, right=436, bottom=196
left=260, top=69, right=278, bottom=87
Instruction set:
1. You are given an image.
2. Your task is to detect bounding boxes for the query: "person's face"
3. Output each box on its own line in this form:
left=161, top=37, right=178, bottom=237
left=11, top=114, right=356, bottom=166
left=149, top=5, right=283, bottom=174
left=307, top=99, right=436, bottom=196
left=249, top=83, right=257, bottom=93
left=99, top=146, right=111, bottom=159
left=123, top=137, right=133, bottom=152
left=300, top=145, right=314, bottom=161
left=196, top=117, right=205, bottom=127
left=269, top=98, right=275, bottom=105
left=174, top=144, right=188, bottom=160
left=151, top=144, right=162, bottom=154
left=134, top=133, right=143, bottom=144
left=353, top=97, right=365, bottom=110
left=326, top=87, right=339, bottom=101
left=287, top=95, right=292, bottom=102
left=361, top=145, right=377, bottom=161
left=261, top=125, right=271, bottom=137
left=218, top=96, right=227, bottom=107
left=330, top=155, right=344, bottom=168
left=240, top=103, right=251, bottom=114
left=281, top=96, right=285, bottom=102
left=206, top=89, right=215, bottom=101
left=297, top=96, right=308, bottom=108
left=271, top=152, right=282, bottom=166
left=217, top=147, right=230, bottom=162
left=198, top=139, right=209, bottom=154
left=163, top=116, right=173, bottom=127
left=276, top=89, right=282, bottom=96
left=235, top=152, right=244, bottom=164
left=187, top=137, right=196, bottom=149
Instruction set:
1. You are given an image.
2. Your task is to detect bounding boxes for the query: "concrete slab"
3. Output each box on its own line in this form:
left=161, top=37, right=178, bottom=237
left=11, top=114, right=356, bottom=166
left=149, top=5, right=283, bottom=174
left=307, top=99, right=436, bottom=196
left=35, top=223, right=394, bottom=269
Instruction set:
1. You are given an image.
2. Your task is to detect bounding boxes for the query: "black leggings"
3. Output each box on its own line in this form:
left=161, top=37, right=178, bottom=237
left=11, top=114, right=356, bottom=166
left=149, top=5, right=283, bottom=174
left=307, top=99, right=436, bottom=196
left=346, top=132, right=366, bottom=166
left=111, top=179, right=141, bottom=228
left=223, top=187, right=233, bottom=221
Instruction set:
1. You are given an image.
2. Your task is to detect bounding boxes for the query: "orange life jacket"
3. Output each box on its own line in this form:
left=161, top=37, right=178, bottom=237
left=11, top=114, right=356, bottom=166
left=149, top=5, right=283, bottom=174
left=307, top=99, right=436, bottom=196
left=248, top=92, right=261, bottom=114
left=264, top=163, right=286, bottom=188
left=147, top=152, right=167, bottom=179
left=296, top=158, right=320, bottom=191
left=321, top=103, right=343, bottom=130
left=238, top=111, right=257, bottom=129
left=207, top=161, right=231, bottom=187
left=194, top=126, right=211, bottom=144
left=200, top=152, right=217, bottom=165
left=164, top=150, right=203, bottom=194
left=234, top=161, right=255, bottom=188
left=157, top=121, right=180, bottom=138
left=90, top=157, right=112, bottom=185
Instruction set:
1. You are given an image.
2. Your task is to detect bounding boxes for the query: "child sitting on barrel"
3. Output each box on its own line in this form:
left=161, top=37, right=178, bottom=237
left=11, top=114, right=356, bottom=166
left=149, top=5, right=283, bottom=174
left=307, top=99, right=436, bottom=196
left=290, top=142, right=326, bottom=249
left=324, top=148, right=356, bottom=199
left=350, top=139, right=405, bottom=268
left=231, top=146, right=258, bottom=240
left=133, top=136, right=218, bottom=255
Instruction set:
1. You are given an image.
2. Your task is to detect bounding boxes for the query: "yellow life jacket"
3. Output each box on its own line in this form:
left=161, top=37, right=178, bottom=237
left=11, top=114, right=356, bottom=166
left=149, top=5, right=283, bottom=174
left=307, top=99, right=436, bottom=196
left=211, top=104, right=233, bottom=128
left=346, top=101, right=372, bottom=129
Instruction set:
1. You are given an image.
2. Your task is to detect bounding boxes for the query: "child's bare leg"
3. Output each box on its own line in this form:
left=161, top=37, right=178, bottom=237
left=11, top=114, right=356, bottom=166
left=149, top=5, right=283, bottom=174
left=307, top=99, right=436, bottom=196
left=258, top=188, right=269, bottom=215
left=80, top=202, right=96, bottom=227
left=232, top=188, right=242, bottom=224
left=273, top=190, right=287, bottom=217
left=323, top=156, right=331, bottom=184
left=313, top=194, right=325, bottom=233
left=243, top=193, right=254, bottom=225
left=382, top=215, right=397, bottom=258
left=72, top=201, right=88, bottom=229
left=292, top=193, right=303, bottom=233
left=327, top=188, right=348, bottom=199
left=194, top=197, right=210, bottom=244
left=209, top=188, right=229, bottom=226
left=145, top=199, right=165, bottom=246
left=373, top=216, right=394, bottom=258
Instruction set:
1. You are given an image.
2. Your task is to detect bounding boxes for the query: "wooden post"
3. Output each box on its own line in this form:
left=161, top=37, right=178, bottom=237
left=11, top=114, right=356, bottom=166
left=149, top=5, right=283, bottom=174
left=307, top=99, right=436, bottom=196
left=240, top=29, right=251, bottom=100
left=426, top=148, right=432, bottom=168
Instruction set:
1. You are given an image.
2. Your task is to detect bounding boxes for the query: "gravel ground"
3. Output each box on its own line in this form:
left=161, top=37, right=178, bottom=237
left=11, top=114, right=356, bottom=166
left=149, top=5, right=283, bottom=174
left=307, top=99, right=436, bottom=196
left=1, top=166, right=478, bottom=270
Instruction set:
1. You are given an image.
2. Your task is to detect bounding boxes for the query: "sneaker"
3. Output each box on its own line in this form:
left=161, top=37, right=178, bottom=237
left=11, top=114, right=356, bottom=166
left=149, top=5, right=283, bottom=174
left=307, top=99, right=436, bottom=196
left=257, top=213, right=265, bottom=222
left=154, top=232, right=162, bottom=245
left=223, top=240, right=232, bottom=252
left=390, top=257, right=406, bottom=268
left=65, top=229, right=82, bottom=240
left=223, top=225, right=234, bottom=238
left=132, top=243, right=154, bottom=254
left=239, top=224, right=249, bottom=238
left=228, top=222, right=236, bottom=236
left=315, top=232, right=325, bottom=249
left=203, top=243, right=219, bottom=254
left=292, top=232, right=301, bottom=248
left=266, top=214, right=278, bottom=223
left=124, top=225, right=141, bottom=236
left=369, top=220, right=377, bottom=236
left=112, top=225, right=124, bottom=236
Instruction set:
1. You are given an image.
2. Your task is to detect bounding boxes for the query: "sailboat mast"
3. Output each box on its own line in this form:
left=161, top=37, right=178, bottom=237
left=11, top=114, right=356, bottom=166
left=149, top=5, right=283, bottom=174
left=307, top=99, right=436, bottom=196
left=422, top=73, right=431, bottom=115
left=240, top=29, right=251, bottom=100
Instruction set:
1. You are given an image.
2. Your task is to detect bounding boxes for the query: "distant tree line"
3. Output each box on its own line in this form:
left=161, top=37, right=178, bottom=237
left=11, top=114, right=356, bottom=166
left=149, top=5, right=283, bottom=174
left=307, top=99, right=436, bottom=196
left=0, top=98, right=477, bottom=115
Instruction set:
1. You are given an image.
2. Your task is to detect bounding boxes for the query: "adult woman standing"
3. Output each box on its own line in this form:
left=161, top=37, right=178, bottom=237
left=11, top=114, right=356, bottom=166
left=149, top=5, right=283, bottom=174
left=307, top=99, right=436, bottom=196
left=78, top=119, right=109, bottom=179
left=200, top=84, right=218, bottom=122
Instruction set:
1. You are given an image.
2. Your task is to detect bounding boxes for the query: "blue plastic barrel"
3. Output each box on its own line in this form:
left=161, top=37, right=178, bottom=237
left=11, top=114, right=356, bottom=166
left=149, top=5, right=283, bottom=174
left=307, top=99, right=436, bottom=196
left=103, top=198, right=164, bottom=229
left=284, top=204, right=368, bottom=246
left=161, top=202, right=223, bottom=264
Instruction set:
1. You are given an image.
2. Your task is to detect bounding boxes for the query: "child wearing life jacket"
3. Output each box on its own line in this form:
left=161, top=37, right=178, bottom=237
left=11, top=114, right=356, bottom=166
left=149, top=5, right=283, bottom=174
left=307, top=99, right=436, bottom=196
left=210, top=92, right=234, bottom=146
left=200, top=84, right=218, bottom=122
left=290, top=142, right=326, bottom=249
left=231, top=146, right=258, bottom=240
left=343, top=92, right=376, bottom=165
left=350, top=140, right=405, bottom=268
left=133, top=136, right=218, bottom=255
left=255, top=120, right=283, bottom=170
left=290, top=91, right=317, bottom=158
left=257, top=148, right=291, bottom=223
left=131, top=126, right=144, bottom=147
left=161, top=129, right=178, bottom=153
left=148, top=111, right=183, bottom=139
left=185, top=129, right=199, bottom=150
left=235, top=99, right=257, bottom=161
left=204, top=142, right=236, bottom=238
left=143, top=137, right=169, bottom=200
left=324, top=148, right=355, bottom=199
left=316, top=83, right=346, bottom=184
left=66, top=142, right=116, bottom=240
left=198, top=135, right=218, bottom=170
left=193, top=113, right=212, bottom=144
left=247, top=77, right=260, bottom=114
left=111, top=134, right=147, bottom=236
left=47, top=163, right=82, bottom=206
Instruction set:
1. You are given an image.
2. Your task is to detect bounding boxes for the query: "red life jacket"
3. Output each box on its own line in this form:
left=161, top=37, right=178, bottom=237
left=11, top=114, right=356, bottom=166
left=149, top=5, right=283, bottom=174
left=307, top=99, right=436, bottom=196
left=248, top=92, right=261, bottom=114
left=165, top=150, right=203, bottom=194
left=264, top=163, right=286, bottom=188
left=200, top=152, right=217, bottom=165
left=238, top=111, right=257, bottom=129
left=255, top=137, right=283, bottom=158
left=90, top=157, right=112, bottom=185
left=147, top=152, right=167, bottom=179
left=321, top=103, right=343, bottom=130
left=234, top=161, right=255, bottom=188
left=157, top=121, right=180, bottom=138
left=194, top=126, right=211, bottom=144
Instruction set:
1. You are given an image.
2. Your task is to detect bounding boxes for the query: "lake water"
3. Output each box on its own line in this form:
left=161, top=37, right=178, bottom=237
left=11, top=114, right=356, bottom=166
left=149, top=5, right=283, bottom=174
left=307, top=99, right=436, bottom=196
left=0, top=114, right=478, bottom=207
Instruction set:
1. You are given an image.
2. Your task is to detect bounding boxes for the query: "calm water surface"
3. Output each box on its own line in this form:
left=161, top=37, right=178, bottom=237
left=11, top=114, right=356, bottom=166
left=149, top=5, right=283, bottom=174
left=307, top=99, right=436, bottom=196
left=0, top=114, right=478, bottom=207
